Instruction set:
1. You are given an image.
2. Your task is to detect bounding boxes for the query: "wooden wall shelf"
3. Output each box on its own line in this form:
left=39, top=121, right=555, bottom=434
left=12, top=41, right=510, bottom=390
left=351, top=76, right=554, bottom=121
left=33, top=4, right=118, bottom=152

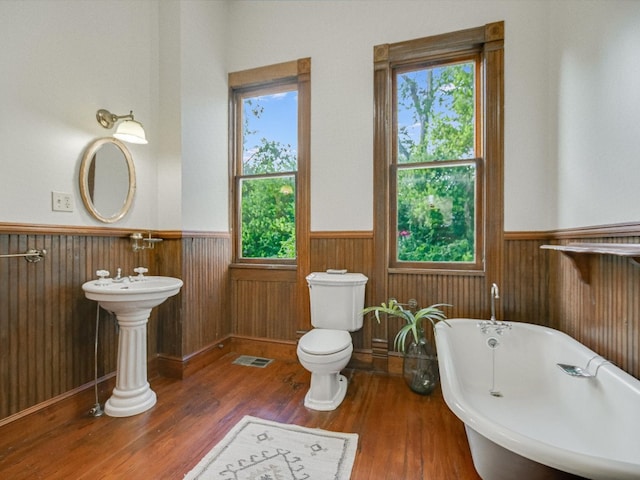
left=541, top=243, right=640, bottom=283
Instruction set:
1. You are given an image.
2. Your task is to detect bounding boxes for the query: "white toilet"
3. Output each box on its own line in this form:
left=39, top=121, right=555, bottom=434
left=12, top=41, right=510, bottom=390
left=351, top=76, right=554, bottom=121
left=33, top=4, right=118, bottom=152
left=297, top=271, right=368, bottom=411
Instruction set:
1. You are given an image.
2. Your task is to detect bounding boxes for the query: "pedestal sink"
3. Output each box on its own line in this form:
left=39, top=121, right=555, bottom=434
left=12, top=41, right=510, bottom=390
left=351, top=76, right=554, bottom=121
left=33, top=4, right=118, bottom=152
left=82, top=274, right=183, bottom=417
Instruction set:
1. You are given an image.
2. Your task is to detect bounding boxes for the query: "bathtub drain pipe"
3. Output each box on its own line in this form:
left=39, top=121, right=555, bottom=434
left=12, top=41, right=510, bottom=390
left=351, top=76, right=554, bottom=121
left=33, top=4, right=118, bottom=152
left=89, top=303, right=104, bottom=417
left=487, top=337, right=503, bottom=397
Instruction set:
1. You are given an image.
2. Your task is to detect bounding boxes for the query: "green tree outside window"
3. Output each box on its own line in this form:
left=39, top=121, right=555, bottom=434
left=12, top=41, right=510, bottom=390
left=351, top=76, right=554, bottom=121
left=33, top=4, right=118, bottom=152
left=395, top=61, right=477, bottom=263
left=239, top=91, right=297, bottom=259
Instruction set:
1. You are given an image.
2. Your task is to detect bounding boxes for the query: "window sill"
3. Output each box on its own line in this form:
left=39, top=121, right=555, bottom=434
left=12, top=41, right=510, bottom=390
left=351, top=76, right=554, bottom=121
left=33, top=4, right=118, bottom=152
left=230, top=263, right=296, bottom=271
left=388, top=267, right=485, bottom=276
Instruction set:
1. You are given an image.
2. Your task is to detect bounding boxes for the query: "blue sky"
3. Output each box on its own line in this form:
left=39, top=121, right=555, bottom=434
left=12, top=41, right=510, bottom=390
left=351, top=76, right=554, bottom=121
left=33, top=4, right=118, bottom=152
left=243, top=91, right=298, bottom=163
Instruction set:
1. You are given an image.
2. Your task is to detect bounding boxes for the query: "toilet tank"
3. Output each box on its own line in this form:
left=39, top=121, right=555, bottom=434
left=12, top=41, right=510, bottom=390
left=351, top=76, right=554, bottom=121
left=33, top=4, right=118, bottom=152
left=306, top=272, right=368, bottom=331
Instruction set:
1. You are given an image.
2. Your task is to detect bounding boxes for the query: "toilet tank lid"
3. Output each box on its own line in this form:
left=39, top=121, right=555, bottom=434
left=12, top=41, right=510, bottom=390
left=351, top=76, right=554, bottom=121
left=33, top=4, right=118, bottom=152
left=306, top=272, right=368, bottom=286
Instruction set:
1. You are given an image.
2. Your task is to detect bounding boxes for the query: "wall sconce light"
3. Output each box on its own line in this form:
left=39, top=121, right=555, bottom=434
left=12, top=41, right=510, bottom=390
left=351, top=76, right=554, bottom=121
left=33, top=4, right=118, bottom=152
left=96, top=109, right=148, bottom=144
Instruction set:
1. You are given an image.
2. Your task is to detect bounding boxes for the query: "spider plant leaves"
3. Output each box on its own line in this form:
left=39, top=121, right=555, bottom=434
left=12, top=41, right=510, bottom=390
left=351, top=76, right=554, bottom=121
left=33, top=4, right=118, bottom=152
left=362, top=299, right=451, bottom=353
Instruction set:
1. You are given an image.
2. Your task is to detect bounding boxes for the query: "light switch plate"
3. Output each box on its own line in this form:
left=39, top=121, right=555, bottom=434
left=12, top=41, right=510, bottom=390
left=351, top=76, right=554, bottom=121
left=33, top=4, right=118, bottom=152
left=52, top=191, right=74, bottom=212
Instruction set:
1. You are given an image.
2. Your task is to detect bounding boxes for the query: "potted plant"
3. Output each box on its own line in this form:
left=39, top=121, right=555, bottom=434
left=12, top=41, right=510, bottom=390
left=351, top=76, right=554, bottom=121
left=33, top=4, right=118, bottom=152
left=363, top=299, right=450, bottom=395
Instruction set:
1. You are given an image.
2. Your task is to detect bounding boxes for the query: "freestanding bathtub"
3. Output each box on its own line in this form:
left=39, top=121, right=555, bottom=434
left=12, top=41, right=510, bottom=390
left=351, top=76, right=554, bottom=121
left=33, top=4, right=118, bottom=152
left=435, top=318, right=640, bottom=480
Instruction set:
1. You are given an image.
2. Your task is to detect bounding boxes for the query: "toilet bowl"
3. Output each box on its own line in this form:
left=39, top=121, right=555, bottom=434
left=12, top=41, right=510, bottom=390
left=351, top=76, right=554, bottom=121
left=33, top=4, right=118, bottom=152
left=297, top=329, right=353, bottom=411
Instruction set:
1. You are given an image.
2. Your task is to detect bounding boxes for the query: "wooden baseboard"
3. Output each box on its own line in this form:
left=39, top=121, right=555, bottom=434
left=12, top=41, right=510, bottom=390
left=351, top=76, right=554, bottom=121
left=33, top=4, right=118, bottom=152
left=157, top=337, right=233, bottom=379
left=0, top=374, right=116, bottom=430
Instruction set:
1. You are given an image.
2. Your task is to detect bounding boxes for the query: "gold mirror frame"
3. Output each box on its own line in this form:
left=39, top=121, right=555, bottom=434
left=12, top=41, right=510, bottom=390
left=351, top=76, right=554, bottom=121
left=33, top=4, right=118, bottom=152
left=79, top=137, right=136, bottom=223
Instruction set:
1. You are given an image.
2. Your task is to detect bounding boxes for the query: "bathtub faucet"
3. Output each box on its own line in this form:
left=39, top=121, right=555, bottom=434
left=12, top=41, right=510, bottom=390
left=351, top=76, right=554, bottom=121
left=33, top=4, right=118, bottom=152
left=478, top=283, right=511, bottom=334
left=490, top=283, right=499, bottom=323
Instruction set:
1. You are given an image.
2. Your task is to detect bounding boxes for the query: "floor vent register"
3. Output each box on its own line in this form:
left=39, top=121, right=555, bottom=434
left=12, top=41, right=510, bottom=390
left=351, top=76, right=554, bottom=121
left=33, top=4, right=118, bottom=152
left=232, top=355, right=274, bottom=368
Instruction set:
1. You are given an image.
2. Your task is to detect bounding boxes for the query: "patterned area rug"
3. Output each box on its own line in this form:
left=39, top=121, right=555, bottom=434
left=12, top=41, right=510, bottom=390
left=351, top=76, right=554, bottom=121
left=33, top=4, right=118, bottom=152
left=184, top=415, right=358, bottom=480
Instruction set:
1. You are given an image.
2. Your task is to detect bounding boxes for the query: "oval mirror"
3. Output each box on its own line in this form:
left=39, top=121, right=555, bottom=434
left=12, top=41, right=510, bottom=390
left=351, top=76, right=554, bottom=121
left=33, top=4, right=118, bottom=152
left=79, top=137, right=136, bottom=223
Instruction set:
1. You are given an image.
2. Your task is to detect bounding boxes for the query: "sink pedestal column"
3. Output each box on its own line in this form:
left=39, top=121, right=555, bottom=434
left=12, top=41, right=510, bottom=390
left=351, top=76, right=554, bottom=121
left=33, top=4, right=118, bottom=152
left=104, top=308, right=156, bottom=417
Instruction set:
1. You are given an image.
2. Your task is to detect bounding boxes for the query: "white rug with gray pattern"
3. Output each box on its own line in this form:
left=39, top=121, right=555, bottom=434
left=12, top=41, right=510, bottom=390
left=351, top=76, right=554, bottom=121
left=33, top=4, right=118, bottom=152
left=184, top=415, right=358, bottom=480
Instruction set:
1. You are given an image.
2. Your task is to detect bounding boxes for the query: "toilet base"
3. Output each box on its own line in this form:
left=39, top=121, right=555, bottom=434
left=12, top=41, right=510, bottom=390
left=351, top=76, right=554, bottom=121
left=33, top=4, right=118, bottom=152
left=304, top=374, right=348, bottom=411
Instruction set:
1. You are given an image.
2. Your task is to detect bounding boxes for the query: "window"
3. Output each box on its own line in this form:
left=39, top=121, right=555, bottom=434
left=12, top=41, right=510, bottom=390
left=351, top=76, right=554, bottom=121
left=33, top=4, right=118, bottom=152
left=238, top=86, right=297, bottom=259
left=229, top=59, right=311, bottom=266
left=374, top=22, right=503, bottom=273
left=395, top=58, right=480, bottom=266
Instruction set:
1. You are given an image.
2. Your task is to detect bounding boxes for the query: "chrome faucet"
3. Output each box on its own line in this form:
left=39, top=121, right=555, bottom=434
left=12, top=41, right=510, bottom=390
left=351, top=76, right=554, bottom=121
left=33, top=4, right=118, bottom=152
left=112, top=267, right=124, bottom=283
left=478, top=283, right=510, bottom=335
left=490, top=283, right=499, bottom=323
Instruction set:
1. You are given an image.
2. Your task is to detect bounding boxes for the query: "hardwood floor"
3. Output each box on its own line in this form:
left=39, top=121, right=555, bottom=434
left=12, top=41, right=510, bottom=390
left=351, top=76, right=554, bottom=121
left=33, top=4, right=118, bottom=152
left=0, top=351, right=480, bottom=479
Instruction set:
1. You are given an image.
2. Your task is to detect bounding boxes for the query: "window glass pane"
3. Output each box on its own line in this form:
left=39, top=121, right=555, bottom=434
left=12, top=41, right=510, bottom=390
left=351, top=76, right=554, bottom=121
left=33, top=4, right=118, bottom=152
left=240, top=175, right=296, bottom=259
left=397, top=62, right=475, bottom=164
left=397, top=164, right=475, bottom=262
left=243, top=91, right=298, bottom=174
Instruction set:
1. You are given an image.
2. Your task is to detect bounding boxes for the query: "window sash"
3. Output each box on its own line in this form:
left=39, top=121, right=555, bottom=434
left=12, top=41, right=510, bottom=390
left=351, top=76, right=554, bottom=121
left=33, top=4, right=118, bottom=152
left=390, top=158, right=483, bottom=270
left=394, top=57, right=479, bottom=165
left=233, top=83, right=299, bottom=263
left=236, top=173, right=297, bottom=262
left=390, top=54, right=483, bottom=271
left=238, top=84, right=298, bottom=176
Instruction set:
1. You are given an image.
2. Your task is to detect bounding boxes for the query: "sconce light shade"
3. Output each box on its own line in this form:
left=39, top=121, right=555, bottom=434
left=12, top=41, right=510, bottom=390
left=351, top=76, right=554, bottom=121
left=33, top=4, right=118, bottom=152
left=96, top=109, right=148, bottom=145
left=114, top=119, right=148, bottom=144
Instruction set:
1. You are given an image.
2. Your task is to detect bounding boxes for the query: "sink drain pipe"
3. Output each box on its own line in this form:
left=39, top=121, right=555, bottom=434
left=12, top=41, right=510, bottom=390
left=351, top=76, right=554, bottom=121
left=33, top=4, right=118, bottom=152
left=89, top=303, right=104, bottom=417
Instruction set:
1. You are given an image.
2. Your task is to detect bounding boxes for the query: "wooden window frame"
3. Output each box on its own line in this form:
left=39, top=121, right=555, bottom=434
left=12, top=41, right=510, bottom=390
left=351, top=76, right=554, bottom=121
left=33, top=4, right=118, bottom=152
left=390, top=52, right=483, bottom=271
left=373, top=22, right=504, bottom=279
left=229, top=58, right=311, bottom=271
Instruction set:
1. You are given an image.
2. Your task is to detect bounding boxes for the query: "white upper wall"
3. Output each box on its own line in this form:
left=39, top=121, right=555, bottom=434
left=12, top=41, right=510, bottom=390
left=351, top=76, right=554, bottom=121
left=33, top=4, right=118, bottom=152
left=1, top=0, right=638, bottom=233
left=227, top=0, right=640, bottom=232
left=0, top=0, right=159, bottom=228
left=549, top=0, right=640, bottom=230
left=226, top=0, right=555, bottom=232
left=179, top=0, right=229, bottom=232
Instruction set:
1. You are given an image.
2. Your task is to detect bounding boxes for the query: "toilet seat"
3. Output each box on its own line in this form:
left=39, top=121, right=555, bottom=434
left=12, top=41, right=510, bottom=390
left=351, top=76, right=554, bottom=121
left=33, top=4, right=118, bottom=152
left=298, top=329, right=351, bottom=355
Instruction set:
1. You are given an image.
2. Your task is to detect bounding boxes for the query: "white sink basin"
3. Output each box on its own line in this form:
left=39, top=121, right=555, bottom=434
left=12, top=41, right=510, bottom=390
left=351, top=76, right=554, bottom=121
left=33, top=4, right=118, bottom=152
left=82, top=276, right=183, bottom=313
left=82, top=275, right=183, bottom=417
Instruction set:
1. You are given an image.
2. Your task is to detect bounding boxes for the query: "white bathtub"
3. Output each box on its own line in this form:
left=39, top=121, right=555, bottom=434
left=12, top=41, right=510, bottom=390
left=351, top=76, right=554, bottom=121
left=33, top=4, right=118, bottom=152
left=435, top=319, right=640, bottom=480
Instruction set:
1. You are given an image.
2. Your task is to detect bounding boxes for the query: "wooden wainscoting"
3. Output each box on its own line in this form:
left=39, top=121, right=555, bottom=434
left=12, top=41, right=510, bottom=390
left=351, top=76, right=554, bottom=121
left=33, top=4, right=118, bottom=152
left=159, top=233, right=231, bottom=357
left=310, top=231, right=375, bottom=352
left=0, top=225, right=233, bottom=423
left=547, top=235, right=640, bottom=379
left=155, top=232, right=232, bottom=379
left=229, top=232, right=376, bottom=345
left=506, top=228, right=640, bottom=380
left=503, top=234, right=551, bottom=326
left=0, top=225, right=156, bottom=421
left=2, top=222, right=639, bottom=426
left=230, top=267, right=299, bottom=341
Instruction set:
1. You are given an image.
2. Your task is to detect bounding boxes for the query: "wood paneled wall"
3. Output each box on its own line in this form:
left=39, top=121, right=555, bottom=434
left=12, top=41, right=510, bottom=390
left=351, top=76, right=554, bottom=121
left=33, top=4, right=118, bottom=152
left=504, top=233, right=640, bottom=379
left=1, top=224, right=639, bottom=423
left=0, top=227, right=231, bottom=422
left=229, top=232, right=375, bottom=347
left=0, top=228, right=154, bottom=420
left=309, top=232, right=375, bottom=351
left=548, top=237, right=640, bottom=379
left=503, top=236, right=550, bottom=326
left=231, top=268, right=297, bottom=340
left=164, top=234, right=231, bottom=357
